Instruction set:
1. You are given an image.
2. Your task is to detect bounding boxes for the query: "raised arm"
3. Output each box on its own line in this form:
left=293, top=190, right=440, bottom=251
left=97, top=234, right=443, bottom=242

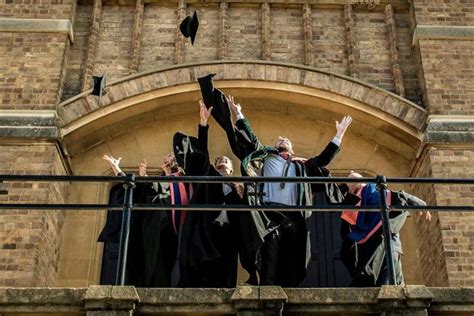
left=198, top=100, right=212, bottom=154
left=306, top=116, right=352, bottom=169
left=102, top=155, right=124, bottom=176
left=226, top=95, right=262, bottom=159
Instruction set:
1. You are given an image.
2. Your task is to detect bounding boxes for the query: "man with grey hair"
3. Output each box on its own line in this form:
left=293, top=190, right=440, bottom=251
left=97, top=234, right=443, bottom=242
left=340, top=171, right=431, bottom=286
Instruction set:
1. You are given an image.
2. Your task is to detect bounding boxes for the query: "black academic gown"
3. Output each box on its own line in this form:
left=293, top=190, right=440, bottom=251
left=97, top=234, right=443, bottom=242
left=174, top=125, right=244, bottom=288
left=98, top=181, right=153, bottom=286
left=340, top=189, right=426, bottom=286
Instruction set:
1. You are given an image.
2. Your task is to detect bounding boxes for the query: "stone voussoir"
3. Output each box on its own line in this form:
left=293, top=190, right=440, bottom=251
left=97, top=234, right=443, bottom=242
left=57, top=62, right=426, bottom=131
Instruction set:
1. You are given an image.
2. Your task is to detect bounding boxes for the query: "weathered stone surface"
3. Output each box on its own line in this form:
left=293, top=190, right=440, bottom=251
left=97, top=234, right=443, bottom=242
left=424, top=118, right=474, bottom=143
left=0, top=286, right=472, bottom=315
left=84, top=286, right=139, bottom=311
left=57, top=62, right=426, bottom=132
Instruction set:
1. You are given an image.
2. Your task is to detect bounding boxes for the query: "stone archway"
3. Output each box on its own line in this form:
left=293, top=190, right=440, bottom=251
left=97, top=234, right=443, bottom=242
left=58, top=61, right=426, bottom=155
left=55, top=61, right=428, bottom=287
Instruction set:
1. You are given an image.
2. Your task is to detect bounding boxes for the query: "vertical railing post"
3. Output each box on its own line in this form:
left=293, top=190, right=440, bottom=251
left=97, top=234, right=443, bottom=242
left=116, top=174, right=136, bottom=286
left=376, top=175, right=396, bottom=285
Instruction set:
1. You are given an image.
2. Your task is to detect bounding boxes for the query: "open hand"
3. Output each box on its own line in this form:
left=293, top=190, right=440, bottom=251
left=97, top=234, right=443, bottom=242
left=419, top=211, right=432, bottom=221
left=335, top=116, right=353, bottom=139
left=199, top=100, right=213, bottom=126
left=102, top=155, right=122, bottom=175
left=225, top=95, right=241, bottom=114
left=138, top=159, right=148, bottom=177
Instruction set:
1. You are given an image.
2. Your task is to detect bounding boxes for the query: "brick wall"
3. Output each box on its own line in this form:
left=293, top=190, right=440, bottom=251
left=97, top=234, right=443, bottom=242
left=139, top=3, right=176, bottom=72
left=92, top=5, right=134, bottom=82
left=311, top=8, right=347, bottom=75
left=412, top=0, right=474, bottom=26
left=411, top=0, right=474, bottom=287
left=0, top=144, right=68, bottom=286
left=271, top=6, right=304, bottom=64
left=412, top=147, right=474, bottom=287
left=58, top=3, right=425, bottom=102
left=355, top=11, right=394, bottom=92
left=185, top=4, right=219, bottom=63
left=0, top=33, right=69, bottom=110
left=0, top=0, right=74, bottom=20
left=429, top=148, right=474, bottom=286
left=411, top=148, right=450, bottom=286
left=417, top=40, right=474, bottom=115
left=227, top=4, right=262, bottom=60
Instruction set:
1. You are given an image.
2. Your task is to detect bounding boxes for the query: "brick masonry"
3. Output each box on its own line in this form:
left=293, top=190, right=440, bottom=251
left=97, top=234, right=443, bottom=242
left=0, top=33, right=69, bottom=110
left=139, top=3, right=177, bottom=72
left=0, top=0, right=75, bottom=20
left=1, top=0, right=474, bottom=288
left=0, top=144, right=68, bottom=286
left=412, top=0, right=474, bottom=26
left=92, top=5, right=134, bottom=82
left=417, top=39, right=474, bottom=115
left=411, top=0, right=474, bottom=287
left=58, top=3, right=427, bottom=105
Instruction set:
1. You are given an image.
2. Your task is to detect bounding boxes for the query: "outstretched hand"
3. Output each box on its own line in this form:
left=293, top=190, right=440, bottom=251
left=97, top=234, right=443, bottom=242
left=138, top=159, right=148, bottom=177
left=419, top=211, right=432, bottom=221
left=335, top=116, right=353, bottom=140
left=225, top=95, right=241, bottom=115
left=102, top=154, right=122, bottom=175
left=199, top=100, right=213, bottom=126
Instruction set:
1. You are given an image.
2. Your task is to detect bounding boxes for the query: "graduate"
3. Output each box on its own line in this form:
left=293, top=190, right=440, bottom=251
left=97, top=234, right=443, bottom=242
left=173, top=100, right=245, bottom=288
left=340, top=171, right=431, bottom=286
left=98, top=153, right=193, bottom=287
left=197, top=74, right=352, bottom=286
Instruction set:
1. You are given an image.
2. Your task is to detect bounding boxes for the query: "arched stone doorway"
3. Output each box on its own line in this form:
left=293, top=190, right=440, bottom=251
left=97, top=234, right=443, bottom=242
left=55, top=62, right=427, bottom=287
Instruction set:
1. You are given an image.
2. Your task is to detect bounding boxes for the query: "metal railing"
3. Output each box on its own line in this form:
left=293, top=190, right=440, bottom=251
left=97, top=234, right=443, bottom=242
left=1, top=174, right=473, bottom=286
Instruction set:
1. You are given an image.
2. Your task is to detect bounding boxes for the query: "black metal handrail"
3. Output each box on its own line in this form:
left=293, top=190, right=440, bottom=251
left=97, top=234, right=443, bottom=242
left=0, top=203, right=472, bottom=211
left=1, top=174, right=474, bottom=184
left=0, top=173, right=473, bottom=287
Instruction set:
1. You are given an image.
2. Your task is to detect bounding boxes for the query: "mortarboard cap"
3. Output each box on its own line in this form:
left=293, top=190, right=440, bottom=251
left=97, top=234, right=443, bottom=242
left=91, top=75, right=107, bottom=97
left=91, top=74, right=107, bottom=106
left=173, top=132, right=206, bottom=173
left=179, top=10, right=199, bottom=45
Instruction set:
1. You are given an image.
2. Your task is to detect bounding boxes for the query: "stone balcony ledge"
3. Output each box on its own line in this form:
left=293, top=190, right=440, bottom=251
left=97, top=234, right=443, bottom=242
left=1, top=285, right=474, bottom=315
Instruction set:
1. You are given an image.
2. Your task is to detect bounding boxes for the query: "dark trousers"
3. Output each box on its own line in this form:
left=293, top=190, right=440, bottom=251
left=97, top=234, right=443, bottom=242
left=259, top=207, right=306, bottom=287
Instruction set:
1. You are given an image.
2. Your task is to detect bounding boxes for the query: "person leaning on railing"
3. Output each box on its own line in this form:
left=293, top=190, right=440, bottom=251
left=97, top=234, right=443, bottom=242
left=340, top=171, right=432, bottom=287
left=171, top=100, right=245, bottom=288
left=222, top=95, right=352, bottom=287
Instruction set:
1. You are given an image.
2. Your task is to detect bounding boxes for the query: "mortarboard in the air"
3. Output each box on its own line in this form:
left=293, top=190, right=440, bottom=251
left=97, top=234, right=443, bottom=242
left=91, top=74, right=107, bottom=105
left=179, top=10, right=199, bottom=45
left=173, top=132, right=206, bottom=173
